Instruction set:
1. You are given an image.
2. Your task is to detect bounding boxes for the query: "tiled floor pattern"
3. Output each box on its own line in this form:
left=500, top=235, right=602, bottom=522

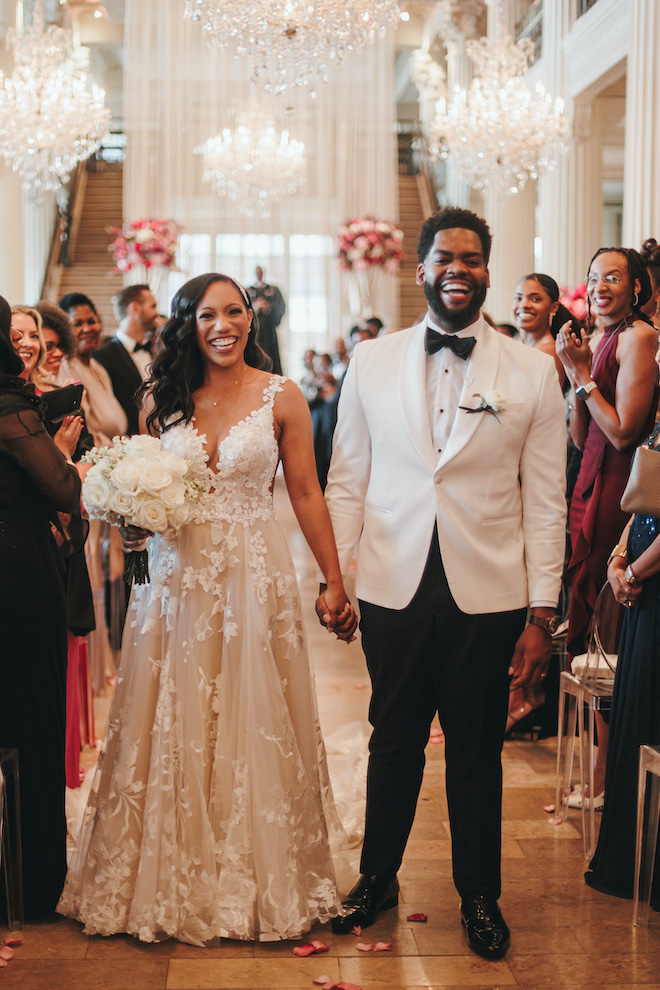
left=4, top=478, right=659, bottom=988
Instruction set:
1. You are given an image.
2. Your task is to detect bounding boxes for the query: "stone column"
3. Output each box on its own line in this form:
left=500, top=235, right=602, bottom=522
left=0, top=0, right=25, bottom=299
left=563, top=101, right=603, bottom=282
left=622, top=0, right=660, bottom=246
left=482, top=182, right=536, bottom=324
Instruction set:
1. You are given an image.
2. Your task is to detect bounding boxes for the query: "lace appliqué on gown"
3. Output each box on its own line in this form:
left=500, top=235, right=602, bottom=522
left=58, top=377, right=346, bottom=945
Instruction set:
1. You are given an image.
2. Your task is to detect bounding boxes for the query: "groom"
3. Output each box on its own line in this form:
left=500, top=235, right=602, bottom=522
left=319, top=207, right=566, bottom=958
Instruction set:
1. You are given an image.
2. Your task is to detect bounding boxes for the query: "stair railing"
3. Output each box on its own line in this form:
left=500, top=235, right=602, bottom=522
left=40, top=162, right=88, bottom=302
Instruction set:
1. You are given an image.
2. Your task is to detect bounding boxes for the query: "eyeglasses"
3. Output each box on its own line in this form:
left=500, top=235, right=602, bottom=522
left=586, top=274, right=622, bottom=286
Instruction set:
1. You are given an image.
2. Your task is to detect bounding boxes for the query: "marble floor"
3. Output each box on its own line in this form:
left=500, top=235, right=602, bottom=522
left=4, top=478, right=660, bottom=988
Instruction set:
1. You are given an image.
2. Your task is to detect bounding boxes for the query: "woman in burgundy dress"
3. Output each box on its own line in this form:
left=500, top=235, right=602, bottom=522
left=557, top=247, right=658, bottom=802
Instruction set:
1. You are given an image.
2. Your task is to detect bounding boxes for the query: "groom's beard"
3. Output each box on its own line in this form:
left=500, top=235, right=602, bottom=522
left=424, top=278, right=488, bottom=332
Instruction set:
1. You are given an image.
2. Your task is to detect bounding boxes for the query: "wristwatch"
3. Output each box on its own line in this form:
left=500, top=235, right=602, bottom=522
left=576, top=380, right=598, bottom=400
left=528, top=614, right=561, bottom=636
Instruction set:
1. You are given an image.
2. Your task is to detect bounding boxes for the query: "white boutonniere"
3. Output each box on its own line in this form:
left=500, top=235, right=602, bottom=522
left=459, top=391, right=506, bottom=422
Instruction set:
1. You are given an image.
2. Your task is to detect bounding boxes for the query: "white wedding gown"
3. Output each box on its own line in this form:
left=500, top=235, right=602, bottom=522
left=58, top=377, right=347, bottom=945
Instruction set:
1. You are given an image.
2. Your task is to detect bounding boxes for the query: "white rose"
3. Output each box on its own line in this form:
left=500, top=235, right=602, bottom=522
left=134, top=228, right=154, bottom=244
left=138, top=461, right=174, bottom=495
left=110, top=458, right=142, bottom=495
left=133, top=499, right=169, bottom=532
left=83, top=470, right=113, bottom=514
left=482, top=391, right=506, bottom=412
left=124, top=435, right=162, bottom=457
left=159, top=452, right=189, bottom=479
left=169, top=501, right=194, bottom=529
left=110, top=491, right=138, bottom=518
left=159, top=483, right=186, bottom=509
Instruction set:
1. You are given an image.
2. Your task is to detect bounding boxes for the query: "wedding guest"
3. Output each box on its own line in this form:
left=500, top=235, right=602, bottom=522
left=640, top=238, right=660, bottom=328
left=320, top=208, right=566, bottom=958
left=94, top=284, right=159, bottom=435
left=58, top=291, right=127, bottom=693
left=58, top=273, right=356, bottom=945
left=248, top=265, right=285, bottom=374
left=0, top=294, right=81, bottom=918
left=35, top=301, right=96, bottom=790
left=35, top=301, right=76, bottom=382
left=557, top=247, right=658, bottom=805
left=512, top=273, right=573, bottom=386
left=585, top=393, right=660, bottom=906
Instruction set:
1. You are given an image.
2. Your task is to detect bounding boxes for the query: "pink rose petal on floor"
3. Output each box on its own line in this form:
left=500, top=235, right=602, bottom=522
left=351, top=925, right=361, bottom=936
left=548, top=816, right=564, bottom=826
left=313, top=976, right=334, bottom=986
left=356, top=942, right=373, bottom=951
left=407, top=912, right=428, bottom=922
left=0, top=947, right=14, bottom=961
left=310, top=940, right=329, bottom=953
left=543, top=804, right=555, bottom=813
left=429, top=726, right=444, bottom=745
left=374, top=941, right=392, bottom=951
left=336, top=982, right=363, bottom=990
left=292, top=944, right=317, bottom=956
left=4, top=937, right=21, bottom=946
left=0, top=959, right=7, bottom=968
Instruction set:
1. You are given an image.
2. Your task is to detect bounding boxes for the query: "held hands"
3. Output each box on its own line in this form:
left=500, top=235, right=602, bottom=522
left=315, top=583, right=358, bottom=643
left=508, top=624, right=552, bottom=689
left=119, top=523, right=153, bottom=555
left=608, top=557, right=642, bottom=608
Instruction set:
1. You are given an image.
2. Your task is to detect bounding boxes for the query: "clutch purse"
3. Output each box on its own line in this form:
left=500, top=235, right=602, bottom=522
left=620, top=443, right=660, bottom=517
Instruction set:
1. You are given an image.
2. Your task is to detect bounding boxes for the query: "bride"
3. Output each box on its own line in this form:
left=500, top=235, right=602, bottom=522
left=58, top=273, right=357, bottom=945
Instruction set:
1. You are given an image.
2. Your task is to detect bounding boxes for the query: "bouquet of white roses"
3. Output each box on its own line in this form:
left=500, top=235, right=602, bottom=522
left=81, top=434, right=207, bottom=586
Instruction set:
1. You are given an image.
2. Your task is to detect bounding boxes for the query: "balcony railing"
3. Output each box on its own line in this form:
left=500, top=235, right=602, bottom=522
left=515, top=0, right=543, bottom=64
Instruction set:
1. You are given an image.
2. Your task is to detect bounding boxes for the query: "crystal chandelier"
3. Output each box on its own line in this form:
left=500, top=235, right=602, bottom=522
left=429, top=6, right=569, bottom=195
left=184, top=0, right=400, bottom=93
left=194, top=108, right=306, bottom=216
left=0, top=0, right=111, bottom=194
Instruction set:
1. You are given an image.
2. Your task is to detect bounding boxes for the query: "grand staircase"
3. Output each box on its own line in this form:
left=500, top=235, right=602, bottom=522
left=55, top=164, right=124, bottom=331
left=397, top=174, right=430, bottom=330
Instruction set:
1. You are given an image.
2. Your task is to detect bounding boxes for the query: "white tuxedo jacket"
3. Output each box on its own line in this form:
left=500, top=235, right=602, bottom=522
left=324, top=317, right=567, bottom=614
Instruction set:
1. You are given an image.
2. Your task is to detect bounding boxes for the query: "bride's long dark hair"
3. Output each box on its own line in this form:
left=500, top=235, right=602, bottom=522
left=144, top=273, right=270, bottom=434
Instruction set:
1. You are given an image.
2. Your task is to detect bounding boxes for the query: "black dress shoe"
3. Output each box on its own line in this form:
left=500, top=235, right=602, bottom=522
left=460, top=893, right=510, bottom=959
left=331, top=874, right=399, bottom=934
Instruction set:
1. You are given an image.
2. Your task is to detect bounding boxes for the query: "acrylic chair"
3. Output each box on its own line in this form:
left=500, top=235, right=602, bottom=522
left=633, top=744, right=660, bottom=926
left=554, top=581, right=623, bottom=859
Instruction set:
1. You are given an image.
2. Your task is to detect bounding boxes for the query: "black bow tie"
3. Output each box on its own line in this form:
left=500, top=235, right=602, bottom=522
left=425, top=327, right=476, bottom=360
left=133, top=341, right=152, bottom=353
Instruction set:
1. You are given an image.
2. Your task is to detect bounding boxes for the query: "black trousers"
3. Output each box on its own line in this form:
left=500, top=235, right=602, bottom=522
left=358, top=534, right=526, bottom=899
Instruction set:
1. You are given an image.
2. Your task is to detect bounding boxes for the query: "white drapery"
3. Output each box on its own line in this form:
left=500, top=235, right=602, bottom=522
left=124, top=0, right=398, bottom=375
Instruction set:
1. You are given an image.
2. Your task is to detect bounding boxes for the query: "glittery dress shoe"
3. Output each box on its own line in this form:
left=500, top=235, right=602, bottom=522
left=331, top=874, right=399, bottom=934
left=460, top=893, right=510, bottom=959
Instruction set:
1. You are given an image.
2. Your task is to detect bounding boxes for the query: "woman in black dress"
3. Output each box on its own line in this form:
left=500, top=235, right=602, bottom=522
left=0, top=296, right=81, bottom=917
left=585, top=392, right=660, bottom=906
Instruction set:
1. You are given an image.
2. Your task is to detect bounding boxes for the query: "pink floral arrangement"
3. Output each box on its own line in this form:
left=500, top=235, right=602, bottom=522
left=559, top=281, right=588, bottom=322
left=107, top=218, right=183, bottom=273
left=337, top=217, right=404, bottom=273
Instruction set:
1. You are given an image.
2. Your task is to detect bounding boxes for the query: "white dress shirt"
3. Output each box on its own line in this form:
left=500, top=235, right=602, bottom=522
left=425, top=313, right=481, bottom=458
left=116, top=329, right=152, bottom=381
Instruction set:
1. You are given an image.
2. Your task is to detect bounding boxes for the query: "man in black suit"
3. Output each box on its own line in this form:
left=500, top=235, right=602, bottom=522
left=248, top=265, right=285, bottom=375
left=94, top=284, right=159, bottom=435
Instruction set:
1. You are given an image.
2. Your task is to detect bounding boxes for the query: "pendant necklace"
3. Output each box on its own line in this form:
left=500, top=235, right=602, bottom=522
left=211, top=364, right=248, bottom=406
